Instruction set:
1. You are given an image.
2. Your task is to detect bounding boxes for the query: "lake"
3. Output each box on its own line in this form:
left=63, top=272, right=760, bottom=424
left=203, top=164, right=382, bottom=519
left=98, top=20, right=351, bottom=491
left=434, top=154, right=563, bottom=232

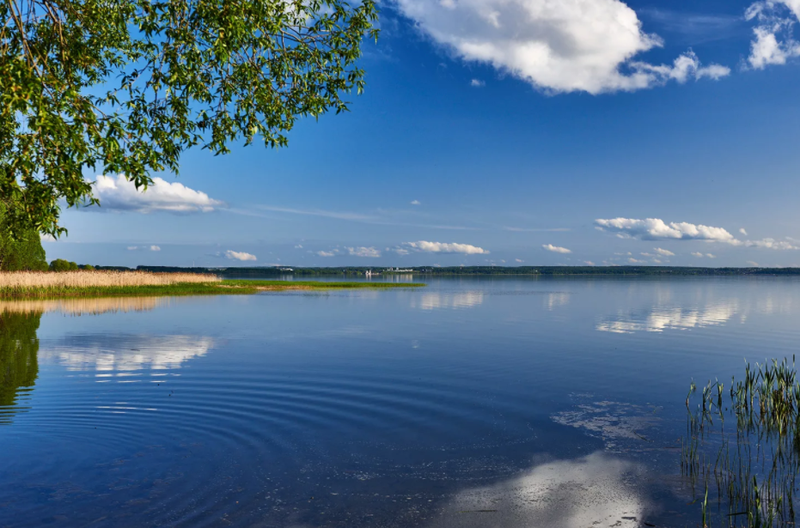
left=1, top=276, right=799, bottom=527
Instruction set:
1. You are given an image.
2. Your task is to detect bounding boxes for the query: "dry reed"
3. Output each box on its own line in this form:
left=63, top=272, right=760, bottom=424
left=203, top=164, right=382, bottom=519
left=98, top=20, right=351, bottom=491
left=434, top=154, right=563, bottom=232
left=0, top=271, right=219, bottom=290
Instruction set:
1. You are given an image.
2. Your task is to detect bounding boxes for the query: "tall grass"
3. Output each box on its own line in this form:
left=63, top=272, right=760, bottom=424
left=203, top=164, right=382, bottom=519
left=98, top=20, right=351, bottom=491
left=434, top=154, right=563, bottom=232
left=0, top=271, right=219, bottom=298
left=682, top=357, right=800, bottom=527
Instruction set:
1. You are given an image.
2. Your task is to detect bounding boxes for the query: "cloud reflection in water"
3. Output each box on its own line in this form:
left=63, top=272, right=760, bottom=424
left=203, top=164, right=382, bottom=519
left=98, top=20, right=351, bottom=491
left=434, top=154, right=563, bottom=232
left=412, top=291, right=484, bottom=310
left=597, top=300, right=739, bottom=334
left=428, top=452, right=646, bottom=528
left=42, top=335, right=214, bottom=374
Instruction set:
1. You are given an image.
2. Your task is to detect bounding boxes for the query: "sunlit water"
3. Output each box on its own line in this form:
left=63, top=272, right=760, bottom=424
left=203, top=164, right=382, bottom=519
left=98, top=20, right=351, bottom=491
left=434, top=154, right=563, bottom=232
left=1, top=277, right=799, bottom=527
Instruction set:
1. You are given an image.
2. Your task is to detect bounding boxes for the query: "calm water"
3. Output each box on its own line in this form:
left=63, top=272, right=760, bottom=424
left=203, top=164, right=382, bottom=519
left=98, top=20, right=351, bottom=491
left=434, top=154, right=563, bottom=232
left=1, top=277, right=799, bottom=527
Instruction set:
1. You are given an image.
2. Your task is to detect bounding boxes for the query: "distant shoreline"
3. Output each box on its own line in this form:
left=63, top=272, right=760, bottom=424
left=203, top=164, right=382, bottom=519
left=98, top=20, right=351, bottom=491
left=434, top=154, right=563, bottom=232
left=122, top=265, right=800, bottom=278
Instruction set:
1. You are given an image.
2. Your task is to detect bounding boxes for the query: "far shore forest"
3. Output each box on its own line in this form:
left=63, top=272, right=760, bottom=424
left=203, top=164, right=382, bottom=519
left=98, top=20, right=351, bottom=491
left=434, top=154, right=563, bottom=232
left=132, top=265, right=800, bottom=277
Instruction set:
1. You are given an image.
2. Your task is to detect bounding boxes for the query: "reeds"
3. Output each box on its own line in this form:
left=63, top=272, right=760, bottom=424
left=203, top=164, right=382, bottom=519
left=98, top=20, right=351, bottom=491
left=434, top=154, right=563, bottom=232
left=682, top=357, right=800, bottom=527
left=0, top=271, right=218, bottom=289
left=0, top=270, right=219, bottom=298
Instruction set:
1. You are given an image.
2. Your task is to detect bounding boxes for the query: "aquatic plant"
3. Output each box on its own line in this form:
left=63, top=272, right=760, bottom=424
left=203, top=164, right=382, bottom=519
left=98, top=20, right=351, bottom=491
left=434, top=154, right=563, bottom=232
left=683, top=357, right=800, bottom=527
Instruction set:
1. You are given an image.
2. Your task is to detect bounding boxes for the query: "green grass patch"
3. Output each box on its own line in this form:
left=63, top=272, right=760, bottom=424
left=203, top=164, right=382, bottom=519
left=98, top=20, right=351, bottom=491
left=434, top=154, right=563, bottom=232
left=220, top=280, right=426, bottom=290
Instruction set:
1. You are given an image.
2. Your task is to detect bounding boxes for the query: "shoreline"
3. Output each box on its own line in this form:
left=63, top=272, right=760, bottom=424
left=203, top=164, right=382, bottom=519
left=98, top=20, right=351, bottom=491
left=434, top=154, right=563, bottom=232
left=0, top=279, right=426, bottom=300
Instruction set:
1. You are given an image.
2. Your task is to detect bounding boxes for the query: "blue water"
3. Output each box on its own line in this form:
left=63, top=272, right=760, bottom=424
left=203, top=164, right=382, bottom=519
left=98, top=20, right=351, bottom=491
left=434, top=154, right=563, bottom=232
left=1, top=277, right=799, bottom=527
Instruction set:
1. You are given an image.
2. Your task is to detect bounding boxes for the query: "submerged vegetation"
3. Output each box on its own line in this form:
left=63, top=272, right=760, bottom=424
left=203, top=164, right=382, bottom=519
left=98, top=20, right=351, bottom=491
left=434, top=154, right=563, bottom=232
left=0, top=271, right=424, bottom=299
left=683, top=358, right=800, bottom=526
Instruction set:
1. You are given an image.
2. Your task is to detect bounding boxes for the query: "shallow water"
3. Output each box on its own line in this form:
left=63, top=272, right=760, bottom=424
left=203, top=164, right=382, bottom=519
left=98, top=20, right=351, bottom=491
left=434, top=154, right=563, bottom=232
left=1, top=277, right=799, bottom=527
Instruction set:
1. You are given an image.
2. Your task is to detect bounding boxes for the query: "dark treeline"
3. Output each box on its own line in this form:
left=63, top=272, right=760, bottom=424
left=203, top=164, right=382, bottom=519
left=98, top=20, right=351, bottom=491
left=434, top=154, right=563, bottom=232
left=124, top=266, right=800, bottom=277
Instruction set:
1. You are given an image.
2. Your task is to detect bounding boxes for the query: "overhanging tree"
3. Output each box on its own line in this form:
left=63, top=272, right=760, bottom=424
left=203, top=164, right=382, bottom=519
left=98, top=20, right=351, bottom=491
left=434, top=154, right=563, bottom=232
left=0, top=202, right=47, bottom=270
left=0, top=0, right=378, bottom=237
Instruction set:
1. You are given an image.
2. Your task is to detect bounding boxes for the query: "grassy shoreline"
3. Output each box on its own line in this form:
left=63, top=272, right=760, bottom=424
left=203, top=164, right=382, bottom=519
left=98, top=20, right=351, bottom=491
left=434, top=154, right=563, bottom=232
left=0, top=278, right=425, bottom=300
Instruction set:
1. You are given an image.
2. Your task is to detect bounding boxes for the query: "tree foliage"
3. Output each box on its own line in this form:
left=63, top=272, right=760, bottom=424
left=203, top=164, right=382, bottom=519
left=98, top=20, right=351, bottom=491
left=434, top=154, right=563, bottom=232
left=0, top=203, right=47, bottom=270
left=48, top=258, right=78, bottom=271
left=0, top=0, right=379, bottom=237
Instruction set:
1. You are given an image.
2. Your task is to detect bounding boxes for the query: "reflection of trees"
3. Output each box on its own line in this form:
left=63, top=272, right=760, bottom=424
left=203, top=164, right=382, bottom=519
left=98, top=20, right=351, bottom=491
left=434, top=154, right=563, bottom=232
left=0, top=311, right=42, bottom=417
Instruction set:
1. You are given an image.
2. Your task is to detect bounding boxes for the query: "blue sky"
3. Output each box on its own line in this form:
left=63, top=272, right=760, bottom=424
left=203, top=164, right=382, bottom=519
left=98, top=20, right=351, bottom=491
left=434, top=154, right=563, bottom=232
left=46, top=0, right=800, bottom=267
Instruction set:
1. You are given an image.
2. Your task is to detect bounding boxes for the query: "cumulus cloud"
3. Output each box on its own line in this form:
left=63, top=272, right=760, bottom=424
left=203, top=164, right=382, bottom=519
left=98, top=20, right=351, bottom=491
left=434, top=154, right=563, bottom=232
left=393, top=0, right=729, bottom=94
left=93, top=174, right=224, bottom=213
left=294, top=244, right=304, bottom=249
left=654, top=248, right=675, bottom=256
left=745, top=238, right=799, bottom=250
left=595, top=217, right=738, bottom=243
left=404, top=241, right=489, bottom=254
left=347, top=246, right=381, bottom=258
left=745, top=1, right=800, bottom=69
left=740, top=228, right=748, bottom=236
left=597, top=217, right=800, bottom=251
left=127, top=245, right=161, bottom=252
left=542, top=244, right=572, bottom=254
left=515, top=258, right=524, bottom=263
left=691, top=252, right=716, bottom=258
left=317, top=250, right=336, bottom=257
left=584, top=261, right=596, bottom=266
left=470, top=78, right=486, bottom=87
left=410, top=200, right=421, bottom=206
left=628, top=257, right=646, bottom=264
left=225, top=250, right=256, bottom=261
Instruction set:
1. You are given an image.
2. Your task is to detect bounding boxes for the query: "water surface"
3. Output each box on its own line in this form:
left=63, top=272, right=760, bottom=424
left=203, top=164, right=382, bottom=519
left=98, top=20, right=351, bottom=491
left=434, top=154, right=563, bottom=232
left=1, top=277, right=799, bottom=527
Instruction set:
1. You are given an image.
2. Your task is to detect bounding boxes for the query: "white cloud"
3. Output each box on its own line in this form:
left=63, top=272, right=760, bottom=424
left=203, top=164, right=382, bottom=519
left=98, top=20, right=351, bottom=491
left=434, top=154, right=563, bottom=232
left=597, top=217, right=799, bottom=251
left=470, top=78, right=486, bottom=87
left=747, top=260, right=760, bottom=267
left=707, top=253, right=716, bottom=258
left=317, top=250, right=336, bottom=257
left=346, top=246, right=382, bottom=258
left=628, top=258, right=646, bottom=264
left=404, top=241, right=489, bottom=254
left=515, top=258, right=525, bottom=263
left=595, top=217, right=737, bottom=243
left=745, top=238, right=800, bottom=250
left=584, top=261, right=596, bottom=266
left=394, top=248, right=411, bottom=256
left=691, top=252, right=718, bottom=258
left=745, top=1, right=800, bottom=69
left=410, top=200, right=421, bottom=205
left=294, top=244, right=303, bottom=249
left=654, top=247, right=675, bottom=256
left=225, top=250, right=257, bottom=261
left=393, top=0, right=729, bottom=94
left=740, top=228, right=748, bottom=236
left=93, top=174, right=224, bottom=213
left=542, top=244, right=571, bottom=254
left=127, top=245, right=161, bottom=252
